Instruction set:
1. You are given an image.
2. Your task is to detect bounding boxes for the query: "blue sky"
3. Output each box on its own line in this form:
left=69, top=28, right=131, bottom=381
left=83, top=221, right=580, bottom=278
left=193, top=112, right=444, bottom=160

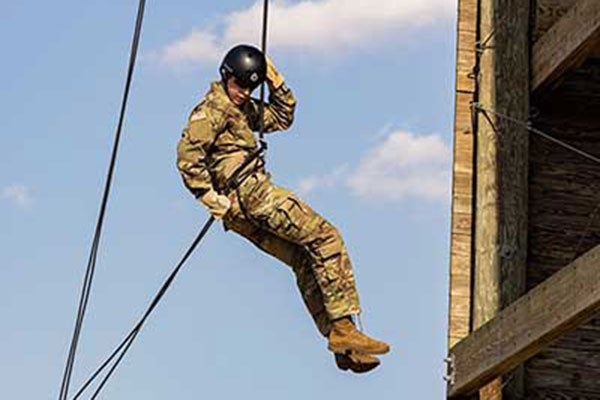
left=1, top=1, right=456, bottom=398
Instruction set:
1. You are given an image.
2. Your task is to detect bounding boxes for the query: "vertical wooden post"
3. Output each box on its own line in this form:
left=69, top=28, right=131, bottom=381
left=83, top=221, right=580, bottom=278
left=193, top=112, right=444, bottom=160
left=473, top=0, right=530, bottom=398
left=448, top=0, right=478, bottom=351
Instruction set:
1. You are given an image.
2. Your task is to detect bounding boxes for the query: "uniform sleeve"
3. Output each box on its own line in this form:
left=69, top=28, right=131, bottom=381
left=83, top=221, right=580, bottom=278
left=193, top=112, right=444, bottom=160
left=249, top=83, right=296, bottom=133
left=176, top=109, right=221, bottom=198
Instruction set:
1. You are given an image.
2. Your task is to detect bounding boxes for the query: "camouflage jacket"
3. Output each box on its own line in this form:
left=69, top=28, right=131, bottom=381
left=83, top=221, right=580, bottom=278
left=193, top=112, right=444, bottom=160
left=177, top=81, right=296, bottom=197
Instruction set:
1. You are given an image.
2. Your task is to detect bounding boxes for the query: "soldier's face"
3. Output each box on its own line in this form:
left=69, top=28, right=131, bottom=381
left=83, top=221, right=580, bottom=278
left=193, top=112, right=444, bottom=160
left=226, top=77, right=252, bottom=106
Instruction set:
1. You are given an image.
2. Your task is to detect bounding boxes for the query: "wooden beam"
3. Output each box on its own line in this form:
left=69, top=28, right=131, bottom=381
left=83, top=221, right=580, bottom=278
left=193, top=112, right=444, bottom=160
left=448, top=0, right=477, bottom=350
left=448, top=244, right=600, bottom=398
left=532, top=0, right=600, bottom=91
left=472, top=0, right=530, bottom=397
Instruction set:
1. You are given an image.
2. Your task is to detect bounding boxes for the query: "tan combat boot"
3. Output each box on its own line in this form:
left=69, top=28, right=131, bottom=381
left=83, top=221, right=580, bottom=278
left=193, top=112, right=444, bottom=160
left=334, top=351, right=381, bottom=374
left=328, top=316, right=390, bottom=355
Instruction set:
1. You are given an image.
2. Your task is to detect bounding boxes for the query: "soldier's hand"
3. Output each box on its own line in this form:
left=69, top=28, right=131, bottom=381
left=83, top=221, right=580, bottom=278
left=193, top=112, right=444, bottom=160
left=200, top=189, right=231, bottom=219
left=266, top=56, right=285, bottom=89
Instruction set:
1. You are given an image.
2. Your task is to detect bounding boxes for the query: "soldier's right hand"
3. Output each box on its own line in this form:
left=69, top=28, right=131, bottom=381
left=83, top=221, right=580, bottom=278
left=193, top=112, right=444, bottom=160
left=200, top=189, right=231, bottom=219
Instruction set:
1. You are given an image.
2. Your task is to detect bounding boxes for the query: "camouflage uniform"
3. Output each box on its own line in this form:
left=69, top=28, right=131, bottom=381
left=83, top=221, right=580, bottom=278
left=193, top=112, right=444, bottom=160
left=177, top=81, right=361, bottom=336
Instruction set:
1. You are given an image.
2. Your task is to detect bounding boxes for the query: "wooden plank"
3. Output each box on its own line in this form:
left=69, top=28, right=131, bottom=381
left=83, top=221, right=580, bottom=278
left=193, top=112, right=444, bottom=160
left=472, top=0, right=530, bottom=397
left=455, top=0, right=478, bottom=93
left=448, top=244, right=600, bottom=398
left=448, top=0, right=478, bottom=350
left=532, top=0, right=600, bottom=91
left=526, top=67, right=600, bottom=398
left=533, top=0, right=578, bottom=42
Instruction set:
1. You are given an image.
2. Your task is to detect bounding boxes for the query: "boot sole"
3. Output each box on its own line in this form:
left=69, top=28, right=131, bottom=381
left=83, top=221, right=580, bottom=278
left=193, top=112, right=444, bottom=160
left=334, top=353, right=380, bottom=374
left=328, top=343, right=390, bottom=355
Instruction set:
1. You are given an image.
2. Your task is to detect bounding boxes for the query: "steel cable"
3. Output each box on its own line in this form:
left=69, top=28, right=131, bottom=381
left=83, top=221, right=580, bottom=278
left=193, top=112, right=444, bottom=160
left=475, top=104, right=600, bottom=165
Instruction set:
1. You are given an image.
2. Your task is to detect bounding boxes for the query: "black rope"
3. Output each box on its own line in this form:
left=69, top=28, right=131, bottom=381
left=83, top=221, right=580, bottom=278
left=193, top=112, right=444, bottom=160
left=70, top=2, right=272, bottom=397
left=71, top=217, right=216, bottom=400
left=58, top=2, right=146, bottom=400
left=258, top=0, right=270, bottom=143
left=71, top=144, right=268, bottom=399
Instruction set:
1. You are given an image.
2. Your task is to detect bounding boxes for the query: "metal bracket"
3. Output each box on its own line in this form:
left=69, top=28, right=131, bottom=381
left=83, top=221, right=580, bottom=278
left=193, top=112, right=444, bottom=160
left=443, top=354, right=456, bottom=386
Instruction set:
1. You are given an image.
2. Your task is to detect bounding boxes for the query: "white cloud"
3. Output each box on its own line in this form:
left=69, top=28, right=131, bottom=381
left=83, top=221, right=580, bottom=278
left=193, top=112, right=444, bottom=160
left=297, top=165, right=348, bottom=195
left=156, top=0, right=454, bottom=66
left=347, top=131, right=451, bottom=201
left=157, top=30, right=222, bottom=66
left=296, top=130, right=451, bottom=203
left=2, top=185, right=34, bottom=209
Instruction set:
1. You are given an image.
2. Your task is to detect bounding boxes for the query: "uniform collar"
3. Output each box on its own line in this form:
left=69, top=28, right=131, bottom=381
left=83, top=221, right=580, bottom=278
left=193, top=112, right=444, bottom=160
left=210, top=81, right=252, bottom=112
left=210, top=81, right=234, bottom=104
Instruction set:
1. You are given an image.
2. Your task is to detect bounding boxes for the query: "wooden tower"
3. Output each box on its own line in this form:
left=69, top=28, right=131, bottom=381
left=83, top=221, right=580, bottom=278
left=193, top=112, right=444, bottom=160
left=447, top=0, right=600, bottom=398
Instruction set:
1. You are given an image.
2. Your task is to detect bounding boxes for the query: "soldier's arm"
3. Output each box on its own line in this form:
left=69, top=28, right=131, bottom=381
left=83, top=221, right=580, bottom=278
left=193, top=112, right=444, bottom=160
left=176, top=108, right=221, bottom=198
left=265, top=82, right=296, bottom=132
left=249, top=83, right=296, bottom=133
left=249, top=57, right=296, bottom=133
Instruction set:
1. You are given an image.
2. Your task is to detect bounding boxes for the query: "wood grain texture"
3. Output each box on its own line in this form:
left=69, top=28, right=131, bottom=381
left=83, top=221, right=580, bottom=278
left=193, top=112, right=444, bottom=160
left=533, top=0, right=578, bottom=42
left=526, top=58, right=600, bottom=399
left=532, top=0, right=600, bottom=91
left=449, top=245, right=600, bottom=398
left=448, top=0, right=478, bottom=349
left=473, top=0, right=530, bottom=398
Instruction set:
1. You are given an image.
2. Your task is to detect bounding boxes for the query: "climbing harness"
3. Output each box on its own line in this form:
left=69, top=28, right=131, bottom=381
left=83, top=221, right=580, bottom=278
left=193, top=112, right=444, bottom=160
left=60, top=1, right=273, bottom=399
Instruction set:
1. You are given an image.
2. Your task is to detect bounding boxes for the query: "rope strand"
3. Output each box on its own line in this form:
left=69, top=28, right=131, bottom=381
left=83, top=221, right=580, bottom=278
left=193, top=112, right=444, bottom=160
left=258, top=0, right=270, bottom=144
left=70, top=3, right=273, bottom=396
left=72, top=216, right=216, bottom=399
left=58, top=2, right=146, bottom=399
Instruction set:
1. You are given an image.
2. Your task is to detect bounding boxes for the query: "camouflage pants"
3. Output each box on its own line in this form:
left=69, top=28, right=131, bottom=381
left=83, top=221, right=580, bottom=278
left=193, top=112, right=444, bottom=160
left=223, top=172, right=361, bottom=336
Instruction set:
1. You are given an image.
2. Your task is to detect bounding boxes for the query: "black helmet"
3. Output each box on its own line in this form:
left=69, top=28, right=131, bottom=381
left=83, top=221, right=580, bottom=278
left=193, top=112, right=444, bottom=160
left=220, top=44, right=267, bottom=90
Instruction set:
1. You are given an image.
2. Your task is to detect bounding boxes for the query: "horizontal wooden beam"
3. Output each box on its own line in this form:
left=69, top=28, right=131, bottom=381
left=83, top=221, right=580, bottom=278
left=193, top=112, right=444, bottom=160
left=532, top=0, right=600, bottom=91
left=447, top=244, right=600, bottom=398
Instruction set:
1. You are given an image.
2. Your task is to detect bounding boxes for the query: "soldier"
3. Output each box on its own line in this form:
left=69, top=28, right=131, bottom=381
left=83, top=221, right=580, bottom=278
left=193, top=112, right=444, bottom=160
left=177, top=44, right=389, bottom=373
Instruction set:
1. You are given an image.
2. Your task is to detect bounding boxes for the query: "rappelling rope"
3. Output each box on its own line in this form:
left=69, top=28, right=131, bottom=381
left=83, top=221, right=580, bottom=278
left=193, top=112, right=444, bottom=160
left=258, top=0, right=270, bottom=144
left=69, top=1, right=272, bottom=398
left=58, top=2, right=146, bottom=399
left=71, top=217, right=216, bottom=400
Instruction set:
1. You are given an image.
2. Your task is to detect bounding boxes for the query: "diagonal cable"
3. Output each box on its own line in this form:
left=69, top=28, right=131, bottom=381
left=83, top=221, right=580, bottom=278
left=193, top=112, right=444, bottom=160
left=475, top=104, right=600, bottom=165
left=474, top=103, right=600, bottom=263
left=58, top=1, right=146, bottom=399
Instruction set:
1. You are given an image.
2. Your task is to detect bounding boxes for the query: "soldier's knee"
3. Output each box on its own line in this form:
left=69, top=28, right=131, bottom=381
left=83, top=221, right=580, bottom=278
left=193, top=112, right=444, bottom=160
left=320, top=220, right=343, bottom=246
left=306, top=220, right=345, bottom=262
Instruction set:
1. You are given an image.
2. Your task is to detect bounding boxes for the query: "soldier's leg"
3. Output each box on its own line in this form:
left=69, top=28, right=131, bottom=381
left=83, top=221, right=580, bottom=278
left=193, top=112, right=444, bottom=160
left=224, top=215, right=380, bottom=372
left=237, top=177, right=389, bottom=355
left=224, top=214, right=331, bottom=337
left=239, top=180, right=362, bottom=321
left=227, top=177, right=388, bottom=360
